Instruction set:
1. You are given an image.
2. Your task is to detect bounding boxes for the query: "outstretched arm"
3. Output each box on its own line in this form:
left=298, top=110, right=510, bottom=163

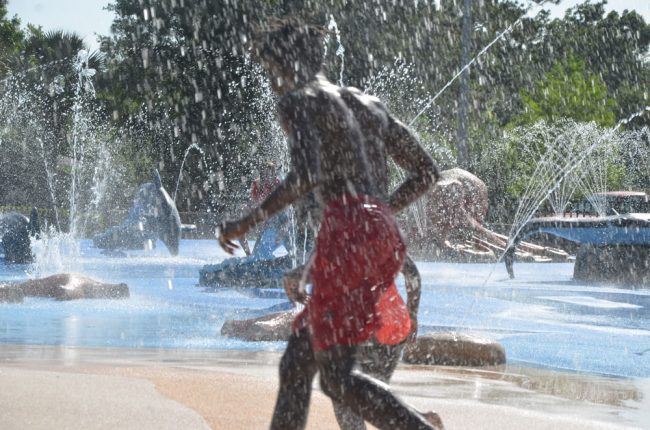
left=385, top=117, right=439, bottom=214
left=218, top=171, right=311, bottom=252
left=218, top=95, right=320, bottom=252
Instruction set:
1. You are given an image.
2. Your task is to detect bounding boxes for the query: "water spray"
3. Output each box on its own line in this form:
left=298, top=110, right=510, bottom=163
left=173, top=143, right=207, bottom=202
left=326, top=15, right=346, bottom=87
left=408, top=0, right=551, bottom=127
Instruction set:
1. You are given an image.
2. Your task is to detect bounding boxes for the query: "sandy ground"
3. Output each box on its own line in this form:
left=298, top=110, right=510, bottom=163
left=0, top=345, right=647, bottom=430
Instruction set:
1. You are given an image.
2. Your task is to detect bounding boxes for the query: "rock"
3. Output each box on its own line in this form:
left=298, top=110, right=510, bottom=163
left=0, top=283, right=24, bottom=303
left=0, top=212, right=33, bottom=263
left=18, top=273, right=129, bottom=301
left=200, top=255, right=293, bottom=288
left=408, top=168, right=488, bottom=250
left=574, top=244, right=650, bottom=286
left=221, top=311, right=294, bottom=342
left=403, top=332, right=506, bottom=367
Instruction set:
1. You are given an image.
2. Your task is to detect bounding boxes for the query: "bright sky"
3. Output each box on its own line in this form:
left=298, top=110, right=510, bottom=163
left=545, top=0, right=650, bottom=20
left=6, top=0, right=650, bottom=52
left=6, top=0, right=115, bottom=51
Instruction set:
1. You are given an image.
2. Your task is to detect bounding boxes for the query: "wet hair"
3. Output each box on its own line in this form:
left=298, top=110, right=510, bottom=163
left=252, top=17, right=327, bottom=82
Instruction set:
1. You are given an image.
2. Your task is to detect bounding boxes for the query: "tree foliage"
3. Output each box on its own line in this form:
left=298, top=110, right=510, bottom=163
left=513, top=56, right=617, bottom=127
left=0, top=0, right=24, bottom=78
left=97, top=0, right=290, bottom=214
left=1, top=0, right=648, bottom=226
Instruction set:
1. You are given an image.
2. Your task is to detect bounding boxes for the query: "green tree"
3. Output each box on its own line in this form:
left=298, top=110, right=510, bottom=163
left=93, top=0, right=649, bottom=215
left=513, top=56, right=617, bottom=127
left=0, top=0, right=25, bottom=78
left=97, top=0, right=285, bottom=214
left=20, top=29, right=104, bottom=152
left=521, top=1, right=650, bottom=128
left=0, top=26, right=107, bottom=225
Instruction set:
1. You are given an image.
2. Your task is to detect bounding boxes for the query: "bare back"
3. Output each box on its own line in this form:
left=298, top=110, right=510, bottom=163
left=338, top=86, right=438, bottom=212
left=221, top=74, right=436, bottom=251
left=338, top=87, right=392, bottom=200
left=277, top=76, right=377, bottom=206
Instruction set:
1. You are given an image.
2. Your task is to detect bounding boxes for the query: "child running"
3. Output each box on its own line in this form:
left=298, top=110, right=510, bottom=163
left=218, top=17, right=441, bottom=430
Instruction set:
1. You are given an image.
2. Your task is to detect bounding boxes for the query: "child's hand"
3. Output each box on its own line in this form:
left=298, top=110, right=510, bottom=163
left=216, top=220, right=245, bottom=254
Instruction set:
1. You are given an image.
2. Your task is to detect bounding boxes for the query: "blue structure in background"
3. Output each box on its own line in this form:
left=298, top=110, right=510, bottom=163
left=199, top=211, right=292, bottom=288
left=93, top=170, right=182, bottom=256
left=505, top=213, right=650, bottom=283
left=0, top=208, right=39, bottom=264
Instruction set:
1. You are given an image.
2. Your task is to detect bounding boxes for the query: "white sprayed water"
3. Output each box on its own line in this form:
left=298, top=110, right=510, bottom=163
left=541, top=296, right=643, bottom=310
left=408, top=0, right=551, bottom=127
left=69, top=50, right=95, bottom=236
left=30, top=230, right=82, bottom=277
left=326, top=15, right=346, bottom=86
left=173, top=143, right=206, bottom=202
left=35, top=137, right=61, bottom=229
left=507, top=108, right=650, bottom=249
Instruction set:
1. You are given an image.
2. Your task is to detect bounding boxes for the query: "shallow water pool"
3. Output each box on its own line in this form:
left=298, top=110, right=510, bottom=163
left=1, top=239, right=648, bottom=378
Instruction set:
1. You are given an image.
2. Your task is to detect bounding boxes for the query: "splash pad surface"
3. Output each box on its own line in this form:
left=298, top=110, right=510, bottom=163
left=1, top=239, right=649, bottom=379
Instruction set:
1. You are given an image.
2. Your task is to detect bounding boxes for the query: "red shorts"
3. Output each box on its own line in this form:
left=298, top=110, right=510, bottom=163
left=292, top=195, right=411, bottom=352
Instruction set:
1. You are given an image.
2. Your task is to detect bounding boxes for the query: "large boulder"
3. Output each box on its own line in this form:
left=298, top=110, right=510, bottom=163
left=221, top=311, right=294, bottom=342
left=403, top=168, right=494, bottom=260
left=426, top=169, right=489, bottom=239
left=406, top=168, right=570, bottom=263
left=403, top=332, right=506, bottom=367
left=0, top=283, right=24, bottom=303
left=18, top=273, right=129, bottom=301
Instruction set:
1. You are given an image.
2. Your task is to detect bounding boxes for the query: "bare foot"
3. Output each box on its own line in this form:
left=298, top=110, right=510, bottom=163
left=422, top=411, right=445, bottom=430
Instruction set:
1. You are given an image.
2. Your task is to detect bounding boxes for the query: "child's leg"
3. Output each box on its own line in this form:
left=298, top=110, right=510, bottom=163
left=316, top=345, right=438, bottom=430
left=270, top=328, right=317, bottom=430
left=333, top=403, right=366, bottom=430
left=332, top=341, right=402, bottom=430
